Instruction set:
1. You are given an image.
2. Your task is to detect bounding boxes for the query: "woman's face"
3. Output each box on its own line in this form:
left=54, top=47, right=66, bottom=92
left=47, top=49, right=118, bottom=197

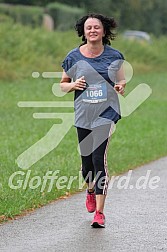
left=84, top=18, right=105, bottom=43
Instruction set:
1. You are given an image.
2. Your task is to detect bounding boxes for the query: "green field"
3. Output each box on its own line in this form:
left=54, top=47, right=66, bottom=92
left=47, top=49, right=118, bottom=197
left=0, top=22, right=167, bottom=222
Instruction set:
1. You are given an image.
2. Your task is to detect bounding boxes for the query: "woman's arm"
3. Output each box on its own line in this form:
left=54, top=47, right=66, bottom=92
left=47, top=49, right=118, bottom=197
left=60, top=70, right=86, bottom=93
left=114, top=65, right=126, bottom=96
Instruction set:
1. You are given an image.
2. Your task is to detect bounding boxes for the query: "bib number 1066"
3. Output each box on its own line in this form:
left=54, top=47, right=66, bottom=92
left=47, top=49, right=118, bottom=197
left=86, top=89, right=103, bottom=98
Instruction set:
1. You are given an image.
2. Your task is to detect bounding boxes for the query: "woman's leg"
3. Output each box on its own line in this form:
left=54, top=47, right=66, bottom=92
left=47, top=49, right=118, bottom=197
left=77, top=127, right=96, bottom=213
left=76, top=127, right=94, bottom=190
left=92, top=124, right=112, bottom=213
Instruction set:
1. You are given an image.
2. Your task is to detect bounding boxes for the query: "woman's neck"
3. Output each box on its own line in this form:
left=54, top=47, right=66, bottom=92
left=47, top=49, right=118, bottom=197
left=87, top=41, right=103, bottom=50
left=83, top=42, right=104, bottom=57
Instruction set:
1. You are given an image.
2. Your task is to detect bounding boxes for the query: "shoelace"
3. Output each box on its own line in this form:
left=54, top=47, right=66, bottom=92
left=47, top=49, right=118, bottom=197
left=96, top=211, right=104, bottom=219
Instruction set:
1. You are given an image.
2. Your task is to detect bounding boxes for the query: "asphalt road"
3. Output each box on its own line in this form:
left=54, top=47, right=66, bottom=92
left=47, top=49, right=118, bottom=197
left=0, top=157, right=167, bottom=252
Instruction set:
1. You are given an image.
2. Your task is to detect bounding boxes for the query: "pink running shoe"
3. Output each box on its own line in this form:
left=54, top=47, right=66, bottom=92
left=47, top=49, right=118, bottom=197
left=86, top=190, right=96, bottom=213
left=91, top=210, right=105, bottom=228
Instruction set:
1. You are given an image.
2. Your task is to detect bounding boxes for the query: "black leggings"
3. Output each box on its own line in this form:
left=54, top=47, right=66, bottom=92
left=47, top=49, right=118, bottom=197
left=77, top=124, right=112, bottom=195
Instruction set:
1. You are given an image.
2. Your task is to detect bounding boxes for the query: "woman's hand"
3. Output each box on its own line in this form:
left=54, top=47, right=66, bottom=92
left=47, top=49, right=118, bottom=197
left=114, top=83, right=126, bottom=96
left=60, top=71, right=86, bottom=92
left=72, top=76, right=86, bottom=90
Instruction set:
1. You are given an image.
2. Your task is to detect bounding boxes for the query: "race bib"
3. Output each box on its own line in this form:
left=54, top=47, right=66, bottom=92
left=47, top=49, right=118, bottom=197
left=82, top=83, right=107, bottom=103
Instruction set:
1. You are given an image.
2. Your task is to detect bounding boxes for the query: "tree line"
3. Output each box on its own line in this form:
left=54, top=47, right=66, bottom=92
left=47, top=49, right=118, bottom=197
left=0, top=0, right=167, bottom=36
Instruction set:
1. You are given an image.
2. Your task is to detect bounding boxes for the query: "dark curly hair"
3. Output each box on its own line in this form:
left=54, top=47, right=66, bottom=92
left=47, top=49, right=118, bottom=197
left=75, top=13, right=117, bottom=45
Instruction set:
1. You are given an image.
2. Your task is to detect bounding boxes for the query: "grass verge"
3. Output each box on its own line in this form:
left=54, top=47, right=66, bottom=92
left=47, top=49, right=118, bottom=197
left=0, top=71, right=167, bottom=222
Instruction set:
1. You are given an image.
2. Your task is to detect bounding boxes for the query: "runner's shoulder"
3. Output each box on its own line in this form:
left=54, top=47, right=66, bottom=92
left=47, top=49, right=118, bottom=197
left=105, top=45, right=124, bottom=60
left=65, top=47, right=79, bottom=58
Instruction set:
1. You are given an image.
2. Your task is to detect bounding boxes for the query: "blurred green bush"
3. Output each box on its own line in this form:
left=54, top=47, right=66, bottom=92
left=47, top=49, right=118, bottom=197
left=0, top=3, right=43, bottom=27
left=0, top=2, right=85, bottom=30
left=46, top=2, right=85, bottom=31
